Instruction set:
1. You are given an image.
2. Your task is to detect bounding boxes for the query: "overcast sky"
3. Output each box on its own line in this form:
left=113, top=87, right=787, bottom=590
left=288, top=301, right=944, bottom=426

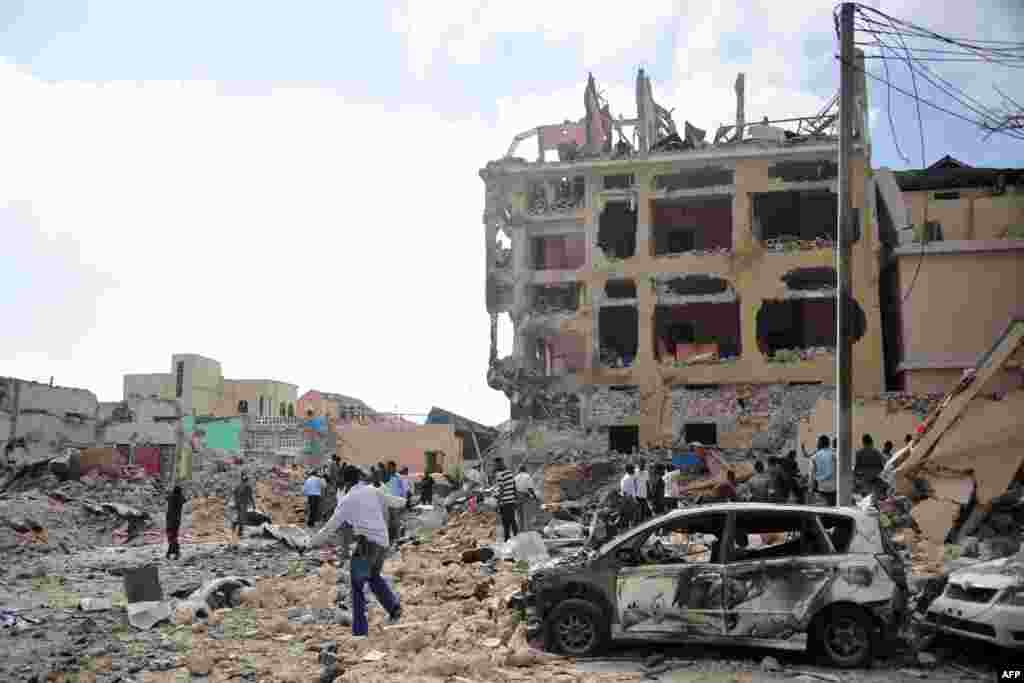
left=1, top=1, right=1022, bottom=427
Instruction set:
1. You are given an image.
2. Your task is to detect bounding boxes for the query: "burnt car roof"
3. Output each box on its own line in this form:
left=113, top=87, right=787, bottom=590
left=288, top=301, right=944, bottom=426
left=598, top=503, right=873, bottom=554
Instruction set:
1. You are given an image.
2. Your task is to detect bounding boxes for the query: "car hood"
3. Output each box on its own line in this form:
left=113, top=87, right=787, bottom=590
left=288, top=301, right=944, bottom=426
left=947, top=555, right=1024, bottom=590
left=529, top=548, right=596, bottom=576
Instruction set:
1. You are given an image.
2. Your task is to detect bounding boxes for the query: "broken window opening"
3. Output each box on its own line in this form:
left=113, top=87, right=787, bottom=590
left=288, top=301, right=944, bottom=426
left=756, top=297, right=865, bottom=361
left=597, top=201, right=637, bottom=260
left=532, top=234, right=586, bottom=270
left=684, top=423, right=718, bottom=446
left=619, top=514, right=726, bottom=568
left=768, top=160, right=838, bottom=183
left=238, top=400, right=248, bottom=414
left=496, top=312, right=514, bottom=360
left=608, top=425, right=639, bottom=455
left=604, top=174, right=635, bottom=190
left=664, top=274, right=730, bottom=297
left=729, top=511, right=832, bottom=562
left=654, top=167, right=734, bottom=192
left=605, top=279, right=637, bottom=299
left=609, top=385, right=637, bottom=392
left=781, top=267, right=837, bottom=291
left=599, top=306, right=639, bottom=368
left=753, top=190, right=838, bottom=248
left=652, top=197, right=732, bottom=256
left=494, top=227, right=512, bottom=269
left=654, top=303, right=742, bottom=365
left=530, top=283, right=581, bottom=314
left=527, top=177, right=586, bottom=216
left=532, top=334, right=586, bottom=377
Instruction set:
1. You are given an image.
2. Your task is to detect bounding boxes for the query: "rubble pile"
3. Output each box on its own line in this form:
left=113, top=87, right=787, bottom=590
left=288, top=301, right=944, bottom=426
left=0, top=453, right=310, bottom=555
left=79, top=511, right=642, bottom=683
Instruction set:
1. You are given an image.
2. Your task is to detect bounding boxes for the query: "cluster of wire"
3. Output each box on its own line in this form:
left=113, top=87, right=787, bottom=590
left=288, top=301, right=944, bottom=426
left=833, top=3, right=1024, bottom=304
left=835, top=3, right=1024, bottom=156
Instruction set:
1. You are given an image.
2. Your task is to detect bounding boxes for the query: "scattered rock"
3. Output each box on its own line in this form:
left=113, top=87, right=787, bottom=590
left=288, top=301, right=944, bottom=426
left=761, top=655, right=782, bottom=672
left=186, top=655, right=213, bottom=676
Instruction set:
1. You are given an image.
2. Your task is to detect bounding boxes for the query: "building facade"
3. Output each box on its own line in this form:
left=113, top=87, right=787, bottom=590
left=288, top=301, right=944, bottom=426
left=481, top=69, right=885, bottom=452
left=124, top=354, right=297, bottom=418
left=296, top=390, right=374, bottom=419
left=881, top=157, right=1024, bottom=395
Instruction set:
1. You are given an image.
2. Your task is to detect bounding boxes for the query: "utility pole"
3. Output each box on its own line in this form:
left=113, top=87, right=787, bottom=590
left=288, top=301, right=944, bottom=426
left=836, top=2, right=855, bottom=507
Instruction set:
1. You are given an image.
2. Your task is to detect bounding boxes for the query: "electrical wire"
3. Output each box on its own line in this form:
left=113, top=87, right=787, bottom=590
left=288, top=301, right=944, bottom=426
left=835, top=3, right=1024, bottom=306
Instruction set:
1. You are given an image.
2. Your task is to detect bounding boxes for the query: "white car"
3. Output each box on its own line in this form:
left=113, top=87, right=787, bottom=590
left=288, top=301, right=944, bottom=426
left=925, top=555, right=1024, bottom=649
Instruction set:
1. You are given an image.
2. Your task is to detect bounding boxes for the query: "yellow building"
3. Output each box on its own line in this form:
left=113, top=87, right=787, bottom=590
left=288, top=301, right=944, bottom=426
left=123, top=354, right=297, bottom=418
left=482, top=69, right=885, bottom=451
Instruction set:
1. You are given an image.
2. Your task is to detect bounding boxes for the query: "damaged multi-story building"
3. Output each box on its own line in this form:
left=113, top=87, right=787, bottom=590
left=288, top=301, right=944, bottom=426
left=482, top=68, right=888, bottom=453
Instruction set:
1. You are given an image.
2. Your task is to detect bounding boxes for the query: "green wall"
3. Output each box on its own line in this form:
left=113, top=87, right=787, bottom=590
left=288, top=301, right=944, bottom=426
left=184, top=416, right=242, bottom=453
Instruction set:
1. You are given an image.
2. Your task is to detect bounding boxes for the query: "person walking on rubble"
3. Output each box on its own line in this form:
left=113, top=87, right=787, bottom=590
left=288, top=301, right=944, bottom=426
left=649, top=463, right=666, bottom=516
left=854, top=434, right=885, bottom=496
left=635, top=462, right=651, bottom=522
left=744, top=461, right=774, bottom=502
left=620, top=464, right=639, bottom=528
left=233, top=472, right=256, bottom=537
left=514, top=465, right=538, bottom=533
left=306, top=466, right=404, bottom=637
left=303, top=470, right=325, bottom=528
left=165, top=484, right=186, bottom=560
left=810, top=435, right=837, bottom=506
left=419, top=470, right=434, bottom=505
left=494, top=458, right=519, bottom=541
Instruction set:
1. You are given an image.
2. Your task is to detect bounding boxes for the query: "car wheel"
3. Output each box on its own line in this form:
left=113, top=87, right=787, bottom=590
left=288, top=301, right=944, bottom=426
left=546, top=598, right=607, bottom=657
left=814, top=605, right=874, bottom=669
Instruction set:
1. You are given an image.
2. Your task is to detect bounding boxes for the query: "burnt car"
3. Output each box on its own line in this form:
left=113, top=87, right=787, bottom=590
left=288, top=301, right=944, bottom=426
left=925, top=555, right=1024, bottom=649
left=512, top=503, right=907, bottom=668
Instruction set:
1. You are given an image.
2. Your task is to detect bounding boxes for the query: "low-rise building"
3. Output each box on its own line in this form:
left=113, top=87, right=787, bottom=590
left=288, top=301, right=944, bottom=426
left=877, top=157, right=1024, bottom=394
left=124, top=354, right=298, bottom=418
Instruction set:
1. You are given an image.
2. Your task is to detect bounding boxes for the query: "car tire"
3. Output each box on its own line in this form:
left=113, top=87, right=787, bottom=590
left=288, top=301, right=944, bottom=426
left=545, top=598, right=607, bottom=657
left=812, top=605, right=875, bottom=669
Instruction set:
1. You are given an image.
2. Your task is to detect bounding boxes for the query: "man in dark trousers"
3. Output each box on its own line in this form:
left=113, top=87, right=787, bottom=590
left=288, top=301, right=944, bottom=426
left=303, top=470, right=325, bottom=528
left=420, top=471, right=434, bottom=506
left=233, top=472, right=256, bottom=537
left=494, top=458, right=519, bottom=541
left=307, top=466, right=404, bottom=636
left=854, top=434, right=885, bottom=495
left=166, top=485, right=186, bottom=560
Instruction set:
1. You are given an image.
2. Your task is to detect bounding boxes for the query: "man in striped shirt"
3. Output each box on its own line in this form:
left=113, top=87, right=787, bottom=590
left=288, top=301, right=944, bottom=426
left=494, top=458, right=519, bottom=542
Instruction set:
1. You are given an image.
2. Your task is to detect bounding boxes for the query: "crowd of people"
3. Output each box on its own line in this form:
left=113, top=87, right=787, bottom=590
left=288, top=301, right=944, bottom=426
left=609, top=431, right=913, bottom=531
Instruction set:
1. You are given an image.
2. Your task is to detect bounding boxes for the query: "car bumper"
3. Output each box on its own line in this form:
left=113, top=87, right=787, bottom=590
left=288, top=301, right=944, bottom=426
left=925, top=596, right=1024, bottom=649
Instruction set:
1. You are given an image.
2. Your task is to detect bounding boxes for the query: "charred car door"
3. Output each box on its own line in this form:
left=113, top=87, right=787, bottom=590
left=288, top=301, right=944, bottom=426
left=722, top=509, right=836, bottom=640
left=614, top=512, right=727, bottom=638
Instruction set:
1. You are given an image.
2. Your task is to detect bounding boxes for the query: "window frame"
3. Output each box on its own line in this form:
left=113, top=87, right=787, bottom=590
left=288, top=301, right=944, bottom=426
left=723, top=509, right=836, bottom=564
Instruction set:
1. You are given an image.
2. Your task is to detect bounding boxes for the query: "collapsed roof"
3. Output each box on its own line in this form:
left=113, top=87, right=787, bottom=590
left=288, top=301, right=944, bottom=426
left=502, top=69, right=842, bottom=163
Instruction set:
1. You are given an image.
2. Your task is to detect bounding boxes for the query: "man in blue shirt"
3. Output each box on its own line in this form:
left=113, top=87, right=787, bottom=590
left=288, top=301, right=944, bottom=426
left=811, top=435, right=837, bottom=506
left=303, top=470, right=325, bottom=527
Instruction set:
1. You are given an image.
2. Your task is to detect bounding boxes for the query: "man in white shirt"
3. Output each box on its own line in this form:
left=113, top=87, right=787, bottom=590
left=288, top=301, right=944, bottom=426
left=663, top=465, right=677, bottom=512
left=635, top=462, right=650, bottom=522
left=513, top=465, right=537, bottom=533
left=620, top=464, right=639, bottom=528
left=307, top=466, right=406, bottom=636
